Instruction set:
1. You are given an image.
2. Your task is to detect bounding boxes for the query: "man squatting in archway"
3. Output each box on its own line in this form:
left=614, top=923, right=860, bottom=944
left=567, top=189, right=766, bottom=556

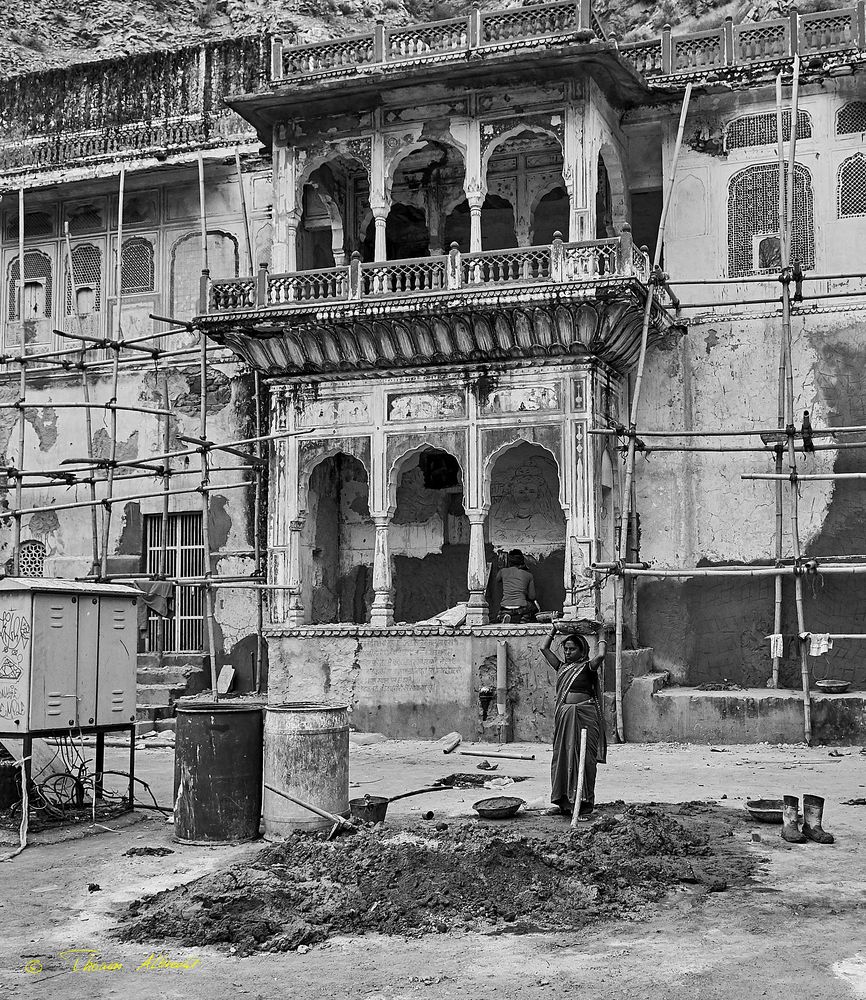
left=541, top=627, right=607, bottom=818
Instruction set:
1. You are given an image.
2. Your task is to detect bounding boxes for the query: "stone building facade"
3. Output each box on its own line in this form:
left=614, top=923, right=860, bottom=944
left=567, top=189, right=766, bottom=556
left=3, top=3, right=866, bottom=738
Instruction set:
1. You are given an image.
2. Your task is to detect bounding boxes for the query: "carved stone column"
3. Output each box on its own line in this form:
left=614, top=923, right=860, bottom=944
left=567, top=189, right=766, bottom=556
left=272, top=127, right=299, bottom=274
left=286, top=518, right=306, bottom=627
left=465, top=510, right=489, bottom=626
left=372, top=206, right=389, bottom=262
left=371, top=515, right=394, bottom=627
left=467, top=191, right=484, bottom=254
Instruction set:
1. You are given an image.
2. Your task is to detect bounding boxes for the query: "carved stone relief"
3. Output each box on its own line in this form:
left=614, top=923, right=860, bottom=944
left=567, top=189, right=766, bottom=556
left=387, top=391, right=466, bottom=422
left=488, top=445, right=565, bottom=553
left=297, top=396, right=370, bottom=428
left=480, top=384, right=560, bottom=415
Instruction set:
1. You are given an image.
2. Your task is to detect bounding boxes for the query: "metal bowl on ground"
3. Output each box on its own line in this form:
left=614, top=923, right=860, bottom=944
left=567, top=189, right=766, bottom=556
left=746, top=799, right=784, bottom=823
left=815, top=679, right=851, bottom=694
left=745, top=799, right=802, bottom=824
left=473, top=796, right=525, bottom=819
left=349, top=795, right=389, bottom=824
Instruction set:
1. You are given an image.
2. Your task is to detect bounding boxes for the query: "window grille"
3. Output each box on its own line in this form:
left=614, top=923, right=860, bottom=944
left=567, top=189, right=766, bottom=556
left=18, top=540, right=45, bottom=578
left=727, top=163, right=815, bottom=277
left=837, top=102, right=866, bottom=136
left=64, top=243, right=102, bottom=314
left=142, top=511, right=205, bottom=653
left=123, top=194, right=158, bottom=227
left=4, top=211, right=54, bottom=242
left=170, top=231, right=238, bottom=320
left=121, top=237, right=155, bottom=293
left=725, top=110, right=811, bottom=150
left=67, top=203, right=105, bottom=235
left=838, top=154, right=866, bottom=218
left=7, top=250, right=53, bottom=320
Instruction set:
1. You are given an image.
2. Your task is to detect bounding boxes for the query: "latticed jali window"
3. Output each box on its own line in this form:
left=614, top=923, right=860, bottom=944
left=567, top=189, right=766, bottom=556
left=7, top=250, right=53, bottom=320
left=839, top=154, right=866, bottom=218
left=728, top=164, right=815, bottom=277
left=64, top=243, right=102, bottom=314
left=121, top=237, right=155, bottom=293
left=837, top=102, right=866, bottom=136
left=725, top=110, right=811, bottom=150
left=18, top=540, right=45, bottom=578
left=4, top=211, right=54, bottom=242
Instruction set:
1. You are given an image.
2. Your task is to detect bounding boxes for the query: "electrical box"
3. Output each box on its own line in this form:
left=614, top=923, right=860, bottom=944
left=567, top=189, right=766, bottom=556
left=0, top=579, right=139, bottom=734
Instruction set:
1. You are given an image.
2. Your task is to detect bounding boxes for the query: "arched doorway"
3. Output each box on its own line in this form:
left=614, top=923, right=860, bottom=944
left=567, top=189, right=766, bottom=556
left=596, top=154, right=614, bottom=239
left=391, top=448, right=470, bottom=622
left=297, top=153, right=369, bottom=268
left=487, top=443, right=566, bottom=616
left=532, top=187, right=570, bottom=245
left=301, top=454, right=373, bottom=624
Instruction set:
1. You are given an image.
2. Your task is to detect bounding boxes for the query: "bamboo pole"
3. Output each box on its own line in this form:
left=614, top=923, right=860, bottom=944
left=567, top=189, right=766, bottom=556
left=12, top=189, right=25, bottom=576
left=590, top=424, right=866, bottom=439
left=98, top=167, right=125, bottom=579
left=158, top=372, right=172, bottom=660
left=0, top=480, right=252, bottom=520
left=253, top=370, right=265, bottom=694
left=235, top=149, right=254, bottom=277
left=63, top=222, right=100, bottom=576
left=612, top=82, right=693, bottom=743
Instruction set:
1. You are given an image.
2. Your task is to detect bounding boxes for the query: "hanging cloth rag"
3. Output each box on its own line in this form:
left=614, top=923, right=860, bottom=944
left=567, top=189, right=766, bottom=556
left=134, top=580, right=174, bottom=617
left=766, top=633, right=784, bottom=659
left=809, top=633, right=833, bottom=657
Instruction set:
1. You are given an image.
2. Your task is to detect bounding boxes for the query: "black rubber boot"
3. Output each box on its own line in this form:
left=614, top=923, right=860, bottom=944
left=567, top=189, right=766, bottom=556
left=802, top=794, right=835, bottom=844
left=781, top=795, right=807, bottom=843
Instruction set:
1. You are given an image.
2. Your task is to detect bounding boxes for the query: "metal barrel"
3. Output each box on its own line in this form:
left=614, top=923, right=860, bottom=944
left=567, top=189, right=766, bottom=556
left=263, top=703, right=349, bottom=838
left=173, top=700, right=264, bottom=845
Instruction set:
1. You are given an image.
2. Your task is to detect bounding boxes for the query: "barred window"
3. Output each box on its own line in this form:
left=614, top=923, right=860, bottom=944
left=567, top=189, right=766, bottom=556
left=838, top=154, right=866, bottom=218
left=65, top=243, right=102, bottom=314
left=725, top=110, right=811, bottom=151
left=121, top=237, right=155, bottom=293
left=7, top=250, right=53, bottom=320
left=728, top=164, right=815, bottom=277
left=837, top=102, right=866, bottom=136
left=4, top=211, right=54, bottom=242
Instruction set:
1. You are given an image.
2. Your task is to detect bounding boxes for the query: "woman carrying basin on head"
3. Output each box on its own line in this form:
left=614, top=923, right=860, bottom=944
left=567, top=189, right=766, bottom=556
left=541, top=626, right=607, bottom=818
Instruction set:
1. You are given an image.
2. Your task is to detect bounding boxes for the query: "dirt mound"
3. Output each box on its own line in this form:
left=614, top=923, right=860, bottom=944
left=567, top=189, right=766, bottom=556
left=434, top=773, right=529, bottom=788
left=117, top=804, right=755, bottom=955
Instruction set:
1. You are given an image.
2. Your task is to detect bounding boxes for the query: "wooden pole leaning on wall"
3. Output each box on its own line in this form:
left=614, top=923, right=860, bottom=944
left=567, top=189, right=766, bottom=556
left=779, top=56, right=812, bottom=745
left=158, top=371, right=172, bottom=660
left=612, top=81, right=693, bottom=743
left=253, top=371, right=265, bottom=694
left=64, top=221, right=100, bottom=577
left=99, top=167, right=125, bottom=580
left=12, top=188, right=25, bottom=576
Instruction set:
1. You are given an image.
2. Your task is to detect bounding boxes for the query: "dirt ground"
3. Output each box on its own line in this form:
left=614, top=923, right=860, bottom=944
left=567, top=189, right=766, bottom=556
left=1, top=738, right=865, bottom=999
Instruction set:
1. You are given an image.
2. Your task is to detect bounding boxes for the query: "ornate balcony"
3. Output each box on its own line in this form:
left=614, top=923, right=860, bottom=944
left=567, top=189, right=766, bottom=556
left=197, top=231, right=674, bottom=377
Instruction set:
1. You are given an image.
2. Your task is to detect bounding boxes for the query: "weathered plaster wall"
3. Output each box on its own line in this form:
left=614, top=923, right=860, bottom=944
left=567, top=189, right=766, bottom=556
left=267, top=628, right=606, bottom=742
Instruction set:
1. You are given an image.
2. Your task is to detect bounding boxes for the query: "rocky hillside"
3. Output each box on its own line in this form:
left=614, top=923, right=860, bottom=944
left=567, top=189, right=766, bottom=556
left=0, top=0, right=842, bottom=78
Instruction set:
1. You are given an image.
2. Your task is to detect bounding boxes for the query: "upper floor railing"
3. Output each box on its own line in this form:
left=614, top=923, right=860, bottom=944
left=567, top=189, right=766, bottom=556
left=274, top=0, right=597, bottom=79
left=621, top=4, right=866, bottom=78
left=201, top=231, right=649, bottom=315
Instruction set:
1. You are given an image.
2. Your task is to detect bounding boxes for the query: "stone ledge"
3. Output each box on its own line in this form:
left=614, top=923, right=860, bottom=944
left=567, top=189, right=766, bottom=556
left=263, top=622, right=602, bottom=639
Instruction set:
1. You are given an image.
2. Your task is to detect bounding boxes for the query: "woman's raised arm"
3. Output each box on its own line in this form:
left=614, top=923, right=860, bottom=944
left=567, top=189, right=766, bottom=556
left=541, top=624, right=560, bottom=669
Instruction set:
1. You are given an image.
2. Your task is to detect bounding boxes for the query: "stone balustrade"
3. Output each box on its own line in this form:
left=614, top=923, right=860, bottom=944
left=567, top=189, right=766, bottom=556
left=203, top=232, right=649, bottom=315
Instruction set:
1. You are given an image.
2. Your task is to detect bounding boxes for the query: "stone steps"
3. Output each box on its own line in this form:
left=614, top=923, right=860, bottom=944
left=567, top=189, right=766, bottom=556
left=135, top=652, right=209, bottom=724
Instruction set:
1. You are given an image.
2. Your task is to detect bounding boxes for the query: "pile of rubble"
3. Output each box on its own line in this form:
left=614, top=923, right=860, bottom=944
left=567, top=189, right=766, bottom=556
left=118, top=803, right=756, bottom=955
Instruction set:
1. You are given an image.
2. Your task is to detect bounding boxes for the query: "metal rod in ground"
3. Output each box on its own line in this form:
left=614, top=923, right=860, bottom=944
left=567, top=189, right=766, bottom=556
left=570, top=728, right=588, bottom=829
left=613, top=81, right=693, bottom=744
left=64, top=221, right=100, bottom=577
left=99, top=166, right=125, bottom=580
left=458, top=750, right=536, bottom=761
left=12, top=188, right=25, bottom=576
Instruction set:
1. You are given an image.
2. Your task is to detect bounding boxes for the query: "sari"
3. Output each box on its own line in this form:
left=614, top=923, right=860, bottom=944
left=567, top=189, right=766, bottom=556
left=550, top=657, right=607, bottom=812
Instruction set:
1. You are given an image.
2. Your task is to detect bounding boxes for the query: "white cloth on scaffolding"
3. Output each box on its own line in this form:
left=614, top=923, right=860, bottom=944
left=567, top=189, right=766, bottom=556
left=767, top=633, right=784, bottom=659
left=809, top=633, right=833, bottom=656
